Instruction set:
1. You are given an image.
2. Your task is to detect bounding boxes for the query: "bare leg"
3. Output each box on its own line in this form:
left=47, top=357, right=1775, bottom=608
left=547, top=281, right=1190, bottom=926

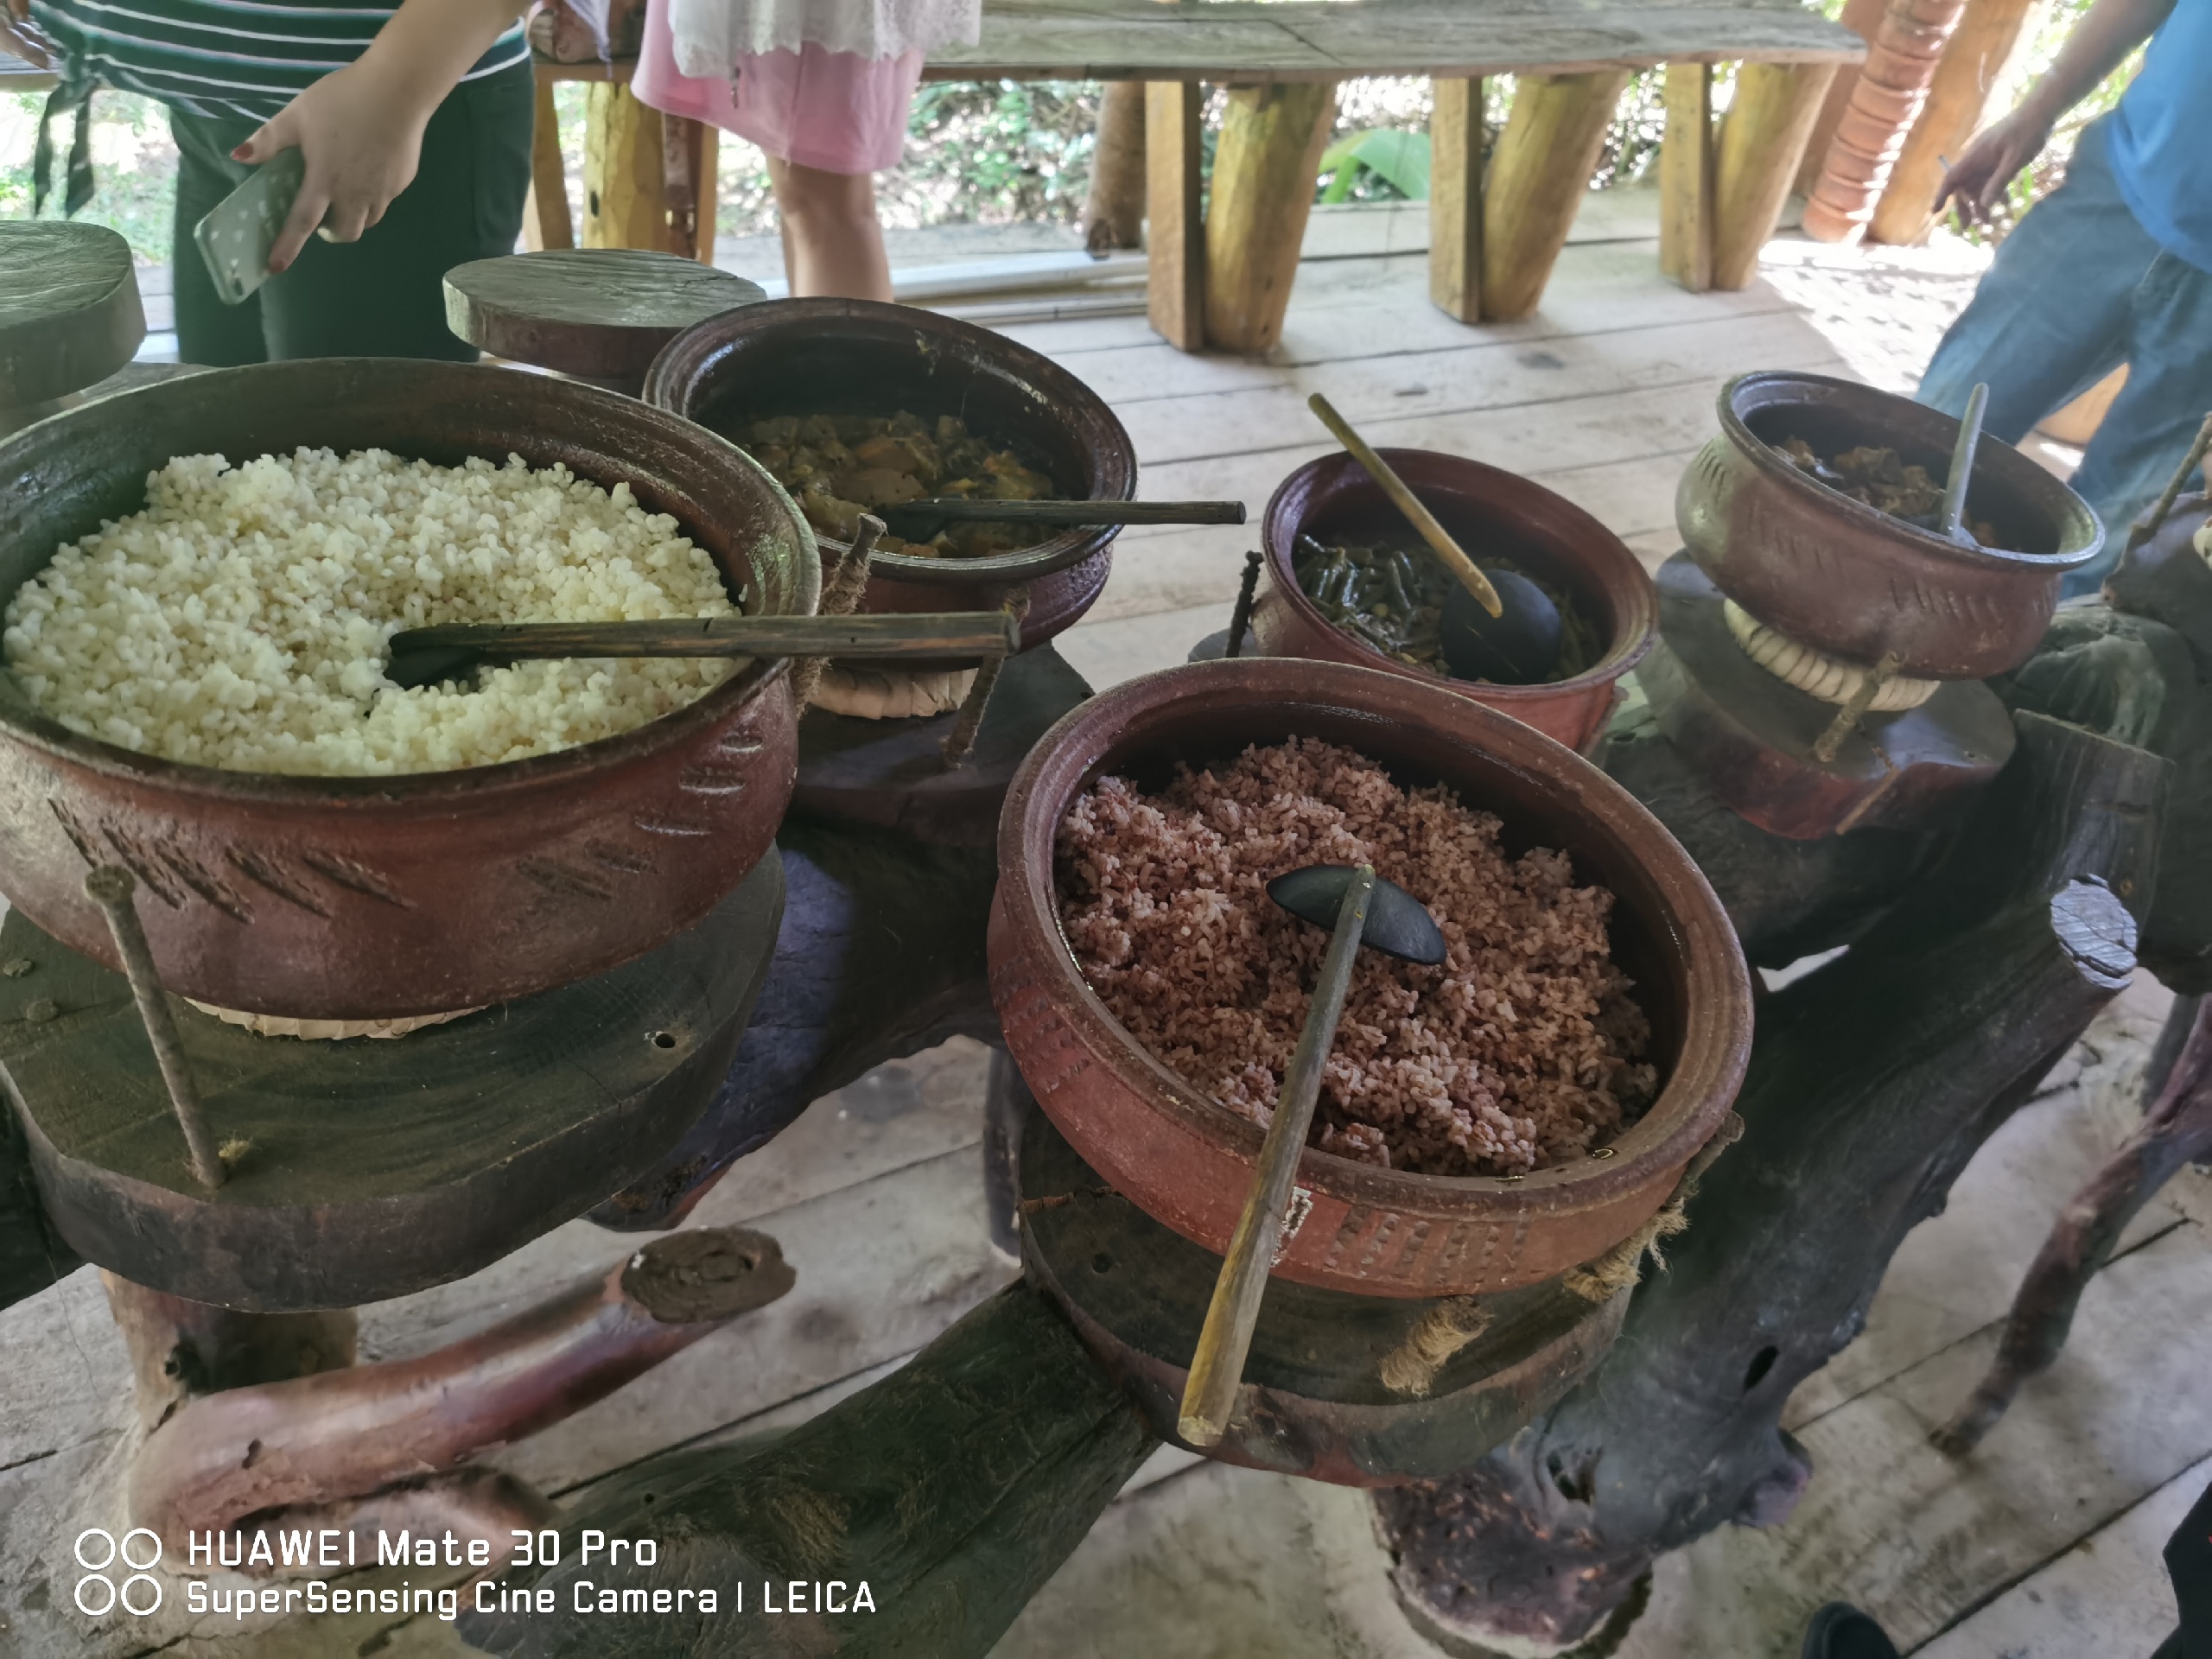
left=767, top=156, right=893, bottom=301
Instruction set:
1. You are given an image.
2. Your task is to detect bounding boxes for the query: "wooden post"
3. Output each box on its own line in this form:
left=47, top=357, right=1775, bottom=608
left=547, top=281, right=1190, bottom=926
left=582, top=82, right=709, bottom=259
left=1658, top=63, right=1714, bottom=293
left=1869, top=0, right=2040, bottom=246
left=1796, top=0, right=1890, bottom=197
left=1084, top=80, right=1148, bottom=252
left=524, top=77, right=575, bottom=252
left=1480, top=70, right=1630, bottom=324
left=1712, top=61, right=1840, bottom=289
left=1146, top=80, right=1206, bottom=352
left=1427, top=77, right=1484, bottom=322
left=1204, top=80, right=1338, bottom=354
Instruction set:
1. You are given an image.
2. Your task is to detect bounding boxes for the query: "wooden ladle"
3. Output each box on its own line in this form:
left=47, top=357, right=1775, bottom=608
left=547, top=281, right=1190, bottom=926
left=1178, top=862, right=1447, bottom=1447
left=1913, top=381, right=1991, bottom=549
left=1306, top=392, right=1503, bottom=619
left=875, top=498, right=1246, bottom=540
left=382, top=611, right=1020, bottom=691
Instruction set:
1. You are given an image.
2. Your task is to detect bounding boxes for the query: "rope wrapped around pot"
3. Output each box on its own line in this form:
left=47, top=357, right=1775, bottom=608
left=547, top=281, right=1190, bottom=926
left=1724, top=600, right=1939, bottom=712
left=1375, top=1112, right=1747, bottom=1398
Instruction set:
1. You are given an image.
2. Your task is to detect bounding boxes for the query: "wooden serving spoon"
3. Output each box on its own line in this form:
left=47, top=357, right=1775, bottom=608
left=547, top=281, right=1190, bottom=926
left=382, top=611, right=1020, bottom=692
left=1923, top=380, right=1990, bottom=549
left=1306, top=392, right=1503, bottom=619
left=875, top=499, right=1246, bottom=540
left=1178, top=862, right=1448, bottom=1447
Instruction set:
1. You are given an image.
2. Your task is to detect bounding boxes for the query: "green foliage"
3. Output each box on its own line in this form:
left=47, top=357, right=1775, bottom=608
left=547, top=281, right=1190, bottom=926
left=1318, top=127, right=1429, bottom=203
left=1, top=90, right=176, bottom=260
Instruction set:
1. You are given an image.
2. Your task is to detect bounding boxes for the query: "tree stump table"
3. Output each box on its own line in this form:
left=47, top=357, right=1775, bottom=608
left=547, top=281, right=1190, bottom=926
left=0, top=220, right=146, bottom=423
left=443, top=248, right=766, bottom=395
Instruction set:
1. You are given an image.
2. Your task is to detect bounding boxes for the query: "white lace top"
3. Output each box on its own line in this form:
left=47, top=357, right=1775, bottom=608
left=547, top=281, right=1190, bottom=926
left=669, top=0, right=979, bottom=72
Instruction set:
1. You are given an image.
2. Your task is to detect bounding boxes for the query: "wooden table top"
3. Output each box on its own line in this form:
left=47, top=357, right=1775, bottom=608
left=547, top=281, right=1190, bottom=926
left=935, top=0, right=1866, bottom=82
left=539, top=0, right=1863, bottom=87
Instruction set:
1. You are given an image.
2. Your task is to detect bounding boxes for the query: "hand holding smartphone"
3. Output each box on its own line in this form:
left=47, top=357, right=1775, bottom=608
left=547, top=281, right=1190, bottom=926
left=192, top=149, right=308, bottom=306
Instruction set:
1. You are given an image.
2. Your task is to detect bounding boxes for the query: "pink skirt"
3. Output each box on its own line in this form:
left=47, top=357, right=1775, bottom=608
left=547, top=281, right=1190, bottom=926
left=632, top=0, right=925, bottom=175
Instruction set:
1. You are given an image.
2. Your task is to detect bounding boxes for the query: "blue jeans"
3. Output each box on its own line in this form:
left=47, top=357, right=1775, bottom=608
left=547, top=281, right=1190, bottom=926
left=1918, top=118, right=2212, bottom=594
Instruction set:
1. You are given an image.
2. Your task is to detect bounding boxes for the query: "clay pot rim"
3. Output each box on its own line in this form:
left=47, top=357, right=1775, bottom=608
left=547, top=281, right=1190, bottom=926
left=1718, top=370, right=2101, bottom=574
left=1261, top=448, right=1659, bottom=702
left=998, top=656, right=1753, bottom=1216
left=0, top=362, right=818, bottom=805
left=643, top=296, right=1138, bottom=584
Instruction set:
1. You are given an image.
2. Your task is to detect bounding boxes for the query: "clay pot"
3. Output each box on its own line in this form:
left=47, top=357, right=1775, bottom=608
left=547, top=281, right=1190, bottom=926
left=1677, top=371, right=2101, bottom=679
left=0, top=359, right=814, bottom=1020
left=988, top=658, right=1752, bottom=1298
left=644, top=297, right=1135, bottom=660
left=1251, top=448, right=1657, bottom=753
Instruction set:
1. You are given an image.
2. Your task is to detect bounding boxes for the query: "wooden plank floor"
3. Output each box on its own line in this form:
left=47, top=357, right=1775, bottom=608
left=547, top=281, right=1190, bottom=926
left=3, top=226, right=2204, bottom=1658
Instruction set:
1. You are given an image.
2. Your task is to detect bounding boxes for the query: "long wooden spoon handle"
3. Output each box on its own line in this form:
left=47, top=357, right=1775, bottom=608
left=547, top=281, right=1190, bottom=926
left=1179, top=863, right=1376, bottom=1447
left=1306, top=393, right=1502, bottom=619
left=1940, top=382, right=1989, bottom=541
left=882, top=499, right=1248, bottom=527
left=388, top=611, right=1020, bottom=661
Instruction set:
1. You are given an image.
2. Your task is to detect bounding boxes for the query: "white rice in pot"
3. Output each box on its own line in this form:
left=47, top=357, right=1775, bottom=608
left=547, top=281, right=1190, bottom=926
left=2, top=448, right=741, bottom=776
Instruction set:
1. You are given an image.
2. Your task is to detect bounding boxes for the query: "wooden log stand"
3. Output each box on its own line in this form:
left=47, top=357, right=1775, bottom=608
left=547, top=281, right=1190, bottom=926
left=0, top=856, right=785, bottom=1310
left=6, top=372, right=2208, bottom=1657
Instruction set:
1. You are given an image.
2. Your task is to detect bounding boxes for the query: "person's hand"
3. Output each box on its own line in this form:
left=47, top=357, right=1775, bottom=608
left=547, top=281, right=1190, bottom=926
left=232, top=58, right=438, bottom=273
left=1932, top=105, right=2053, bottom=226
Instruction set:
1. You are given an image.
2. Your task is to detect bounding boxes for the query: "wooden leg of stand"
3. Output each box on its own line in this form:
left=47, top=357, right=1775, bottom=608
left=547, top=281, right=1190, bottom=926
left=1428, top=77, right=1484, bottom=322
left=1659, top=64, right=1714, bottom=292
left=1147, top=80, right=1206, bottom=352
left=102, top=1274, right=355, bottom=1434
left=1204, top=80, right=1337, bottom=354
left=1712, top=61, right=1838, bottom=289
left=1481, top=70, right=1630, bottom=323
left=1935, top=997, right=2212, bottom=1454
left=524, top=77, right=574, bottom=252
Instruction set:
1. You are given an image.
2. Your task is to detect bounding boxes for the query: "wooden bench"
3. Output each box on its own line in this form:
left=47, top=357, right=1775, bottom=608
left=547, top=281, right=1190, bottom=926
left=535, top=0, right=1863, bottom=355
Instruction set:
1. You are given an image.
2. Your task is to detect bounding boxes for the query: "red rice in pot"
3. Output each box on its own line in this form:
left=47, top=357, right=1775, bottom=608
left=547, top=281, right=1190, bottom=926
left=1056, top=736, right=1656, bottom=1177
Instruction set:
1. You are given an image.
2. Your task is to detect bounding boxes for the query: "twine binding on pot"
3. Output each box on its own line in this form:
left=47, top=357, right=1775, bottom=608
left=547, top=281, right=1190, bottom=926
left=1723, top=601, right=1938, bottom=712
left=1563, top=1111, right=1746, bottom=1303
left=1373, top=1113, right=1747, bottom=1396
left=1378, top=1298, right=1493, bottom=1398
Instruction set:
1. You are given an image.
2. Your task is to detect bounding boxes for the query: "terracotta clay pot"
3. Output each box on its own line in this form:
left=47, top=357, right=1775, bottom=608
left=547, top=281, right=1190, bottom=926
left=1252, top=448, right=1657, bottom=753
left=988, top=658, right=1752, bottom=1299
left=644, top=297, right=1135, bottom=660
left=0, top=359, right=815, bottom=1020
left=1677, top=372, right=2101, bottom=679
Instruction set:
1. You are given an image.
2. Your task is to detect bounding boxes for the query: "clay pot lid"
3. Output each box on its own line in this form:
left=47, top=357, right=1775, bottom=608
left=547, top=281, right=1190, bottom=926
left=1718, top=370, right=2101, bottom=575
